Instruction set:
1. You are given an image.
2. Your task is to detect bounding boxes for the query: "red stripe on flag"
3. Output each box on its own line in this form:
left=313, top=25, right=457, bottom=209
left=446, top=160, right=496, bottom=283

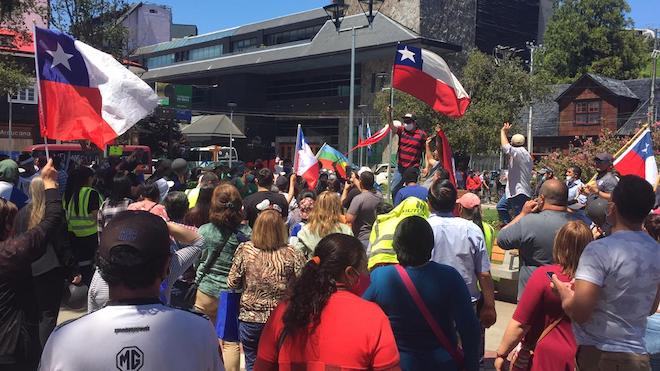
left=393, top=65, right=470, bottom=118
left=39, top=80, right=117, bottom=148
left=614, top=151, right=646, bottom=178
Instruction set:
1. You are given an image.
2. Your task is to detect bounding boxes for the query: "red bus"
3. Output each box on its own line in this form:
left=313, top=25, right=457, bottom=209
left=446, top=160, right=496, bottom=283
left=22, top=144, right=153, bottom=174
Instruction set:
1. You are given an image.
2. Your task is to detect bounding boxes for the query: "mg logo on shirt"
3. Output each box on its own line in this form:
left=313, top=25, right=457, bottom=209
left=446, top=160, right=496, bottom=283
left=116, top=346, right=144, bottom=371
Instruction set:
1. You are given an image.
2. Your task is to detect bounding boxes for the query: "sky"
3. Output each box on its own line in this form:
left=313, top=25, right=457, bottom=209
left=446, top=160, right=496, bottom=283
left=156, top=0, right=658, bottom=35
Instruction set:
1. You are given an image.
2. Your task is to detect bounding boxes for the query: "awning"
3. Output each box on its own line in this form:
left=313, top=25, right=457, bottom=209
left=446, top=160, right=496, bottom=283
left=181, top=115, right=246, bottom=141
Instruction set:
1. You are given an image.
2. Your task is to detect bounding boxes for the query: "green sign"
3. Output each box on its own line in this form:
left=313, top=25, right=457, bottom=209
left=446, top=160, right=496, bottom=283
left=174, top=85, right=192, bottom=109
left=108, top=145, right=123, bottom=156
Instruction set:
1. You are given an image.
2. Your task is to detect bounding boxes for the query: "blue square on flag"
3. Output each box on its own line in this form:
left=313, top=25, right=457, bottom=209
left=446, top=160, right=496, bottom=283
left=395, top=45, right=423, bottom=70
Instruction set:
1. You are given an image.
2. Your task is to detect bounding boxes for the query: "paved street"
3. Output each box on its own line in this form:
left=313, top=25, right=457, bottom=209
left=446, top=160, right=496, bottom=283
left=58, top=300, right=517, bottom=370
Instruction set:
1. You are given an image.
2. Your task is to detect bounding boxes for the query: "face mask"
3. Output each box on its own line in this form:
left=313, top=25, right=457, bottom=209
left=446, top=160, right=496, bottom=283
left=246, top=174, right=255, bottom=182
left=404, top=123, right=415, bottom=131
left=566, top=176, right=573, bottom=182
left=350, top=272, right=371, bottom=296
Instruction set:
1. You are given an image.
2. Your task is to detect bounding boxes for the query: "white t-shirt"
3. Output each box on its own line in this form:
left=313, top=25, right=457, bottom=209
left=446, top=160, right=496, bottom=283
left=573, top=231, right=660, bottom=353
left=40, top=302, right=223, bottom=371
left=502, top=144, right=532, bottom=198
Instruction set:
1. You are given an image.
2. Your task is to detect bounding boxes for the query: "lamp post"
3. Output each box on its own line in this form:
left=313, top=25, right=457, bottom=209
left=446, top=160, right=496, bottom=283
left=324, top=0, right=384, bottom=166
left=227, top=102, right=237, bottom=168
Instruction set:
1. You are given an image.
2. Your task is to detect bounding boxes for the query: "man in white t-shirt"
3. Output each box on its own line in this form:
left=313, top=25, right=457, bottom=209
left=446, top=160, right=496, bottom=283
left=40, top=211, right=223, bottom=371
left=496, top=122, right=533, bottom=225
left=553, top=175, right=660, bottom=371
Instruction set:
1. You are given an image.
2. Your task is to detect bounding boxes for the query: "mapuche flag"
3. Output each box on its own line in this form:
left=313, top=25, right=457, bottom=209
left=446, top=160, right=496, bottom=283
left=316, top=143, right=349, bottom=178
left=34, top=27, right=158, bottom=148
left=393, top=44, right=470, bottom=118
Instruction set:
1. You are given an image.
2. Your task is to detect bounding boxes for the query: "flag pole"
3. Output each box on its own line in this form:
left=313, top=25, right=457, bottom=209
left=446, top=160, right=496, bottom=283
left=32, top=23, right=49, bottom=158
left=386, top=45, right=397, bottom=201
left=293, top=124, right=301, bottom=173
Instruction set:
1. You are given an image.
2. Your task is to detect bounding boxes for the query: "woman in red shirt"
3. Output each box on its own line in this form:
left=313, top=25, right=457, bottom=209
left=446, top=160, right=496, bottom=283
left=494, top=221, right=593, bottom=371
left=255, top=233, right=400, bottom=371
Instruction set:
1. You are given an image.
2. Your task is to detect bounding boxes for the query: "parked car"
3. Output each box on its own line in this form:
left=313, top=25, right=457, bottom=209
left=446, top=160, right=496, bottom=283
left=373, top=163, right=393, bottom=186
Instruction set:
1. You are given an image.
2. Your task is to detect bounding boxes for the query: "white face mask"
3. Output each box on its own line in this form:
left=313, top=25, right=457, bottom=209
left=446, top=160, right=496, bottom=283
left=566, top=176, right=573, bottom=182
left=404, top=123, right=415, bottom=131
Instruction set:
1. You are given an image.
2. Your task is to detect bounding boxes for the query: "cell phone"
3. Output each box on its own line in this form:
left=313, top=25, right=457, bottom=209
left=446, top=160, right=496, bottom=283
left=546, top=272, right=555, bottom=280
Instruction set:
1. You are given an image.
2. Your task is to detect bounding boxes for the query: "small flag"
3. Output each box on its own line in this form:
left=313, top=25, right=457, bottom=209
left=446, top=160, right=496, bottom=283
left=435, top=127, right=457, bottom=187
left=366, top=123, right=373, bottom=156
left=351, top=125, right=390, bottom=151
left=316, top=143, right=349, bottom=178
left=294, top=125, right=319, bottom=189
left=34, top=27, right=158, bottom=149
left=393, top=44, right=470, bottom=118
left=614, top=128, right=658, bottom=186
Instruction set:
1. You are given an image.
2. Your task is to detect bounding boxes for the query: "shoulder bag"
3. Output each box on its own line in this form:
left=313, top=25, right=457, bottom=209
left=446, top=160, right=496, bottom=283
left=508, top=315, right=565, bottom=371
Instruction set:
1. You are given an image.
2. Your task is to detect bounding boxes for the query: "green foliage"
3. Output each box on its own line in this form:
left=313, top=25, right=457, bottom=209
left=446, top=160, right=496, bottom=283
left=0, top=59, right=32, bottom=96
left=537, top=128, right=629, bottom=181
left=135, top=117, right=186, bottom=158
left=374, top=50, right=549, bottom=155
left=537, top=0, right=651, bottom=83
left=50, top=0, right=129, bottom=57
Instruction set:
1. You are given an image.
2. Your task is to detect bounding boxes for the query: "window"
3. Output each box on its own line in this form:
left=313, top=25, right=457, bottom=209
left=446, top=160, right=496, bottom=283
left=9, top=84, right=37, bottom=104
left=575, top=100, right=601, bottom=125
left=175, top=50, right=189, bottom=62
left=146, top=53, right=174, bottom=69
left=190, top=45, right=223, bottom=61
left=231, top=37, right=257, bottom=52
left=265, top=25, right=322, bottom=45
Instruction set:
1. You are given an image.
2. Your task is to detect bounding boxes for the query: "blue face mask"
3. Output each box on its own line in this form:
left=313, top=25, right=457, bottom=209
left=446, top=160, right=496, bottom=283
left=246, top=174, right=255, bottom=183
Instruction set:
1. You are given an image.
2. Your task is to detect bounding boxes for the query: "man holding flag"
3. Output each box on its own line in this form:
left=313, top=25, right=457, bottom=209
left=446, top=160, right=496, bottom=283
left=386, top=107, right=427, bottom=199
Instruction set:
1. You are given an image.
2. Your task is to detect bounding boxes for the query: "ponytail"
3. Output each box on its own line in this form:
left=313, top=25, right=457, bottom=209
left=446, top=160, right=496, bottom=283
left=282, top=233, right=365, bottom=336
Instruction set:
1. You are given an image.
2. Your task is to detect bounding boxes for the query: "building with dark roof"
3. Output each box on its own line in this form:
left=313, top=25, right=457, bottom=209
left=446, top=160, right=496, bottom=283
left=524, top=73, right=659, bottom=154
left=131, top=0, right=553, bottom=162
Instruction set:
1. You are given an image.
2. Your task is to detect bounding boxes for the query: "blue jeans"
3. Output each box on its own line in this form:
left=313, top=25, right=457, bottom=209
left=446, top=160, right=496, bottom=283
left=239, top=320, right=265, bottom=371
left=496, top=194, right=530, bottom=225
left=391, top=167, right=403, bottom=199
left=646, top=313, right=660, bottom=371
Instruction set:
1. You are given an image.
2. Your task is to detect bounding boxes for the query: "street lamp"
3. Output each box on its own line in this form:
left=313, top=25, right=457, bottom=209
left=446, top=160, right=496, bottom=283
left=227, top=102, right=237, bottom=168
left=324, top=0, right=384, bottom=166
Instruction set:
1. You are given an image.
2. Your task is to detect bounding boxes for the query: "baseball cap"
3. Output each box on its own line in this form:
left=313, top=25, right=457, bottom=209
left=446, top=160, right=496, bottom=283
left=154, top=178, right=172, bottom=203
left=401, top=113, right=416, bottom=121
left=594, top=153, right=613, bottom=162
left=511, top=134, right=525, bottom=147
left=99, top=211, right=170, bottom=261
left=275, top=175, right=289, bottom=189
left=456, top=192, right=481, bottom=209
left=585, top=198, right=608, bottom=227
left=171, top=158, right=187, bottom=172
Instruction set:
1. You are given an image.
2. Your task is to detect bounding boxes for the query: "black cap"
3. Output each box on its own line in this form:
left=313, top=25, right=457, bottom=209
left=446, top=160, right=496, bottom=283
left=594, top=153, right=614, bottom=162
left=586, top=198, right=609, bottom=227
left=99, top=211, right=170, bottom=260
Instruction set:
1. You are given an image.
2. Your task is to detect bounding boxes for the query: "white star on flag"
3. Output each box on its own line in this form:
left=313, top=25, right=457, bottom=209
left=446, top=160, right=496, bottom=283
left=46, top=43, right=73, bottom=71
left=398, top=46, right=416, bottom=63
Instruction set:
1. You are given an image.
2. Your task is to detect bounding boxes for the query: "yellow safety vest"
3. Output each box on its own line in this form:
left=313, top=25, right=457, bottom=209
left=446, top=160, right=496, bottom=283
left=367, top=197, right=430, bottom=270
left=66, top=187, right=102, bottom=237
left=482, top=221, right=495, bottom=258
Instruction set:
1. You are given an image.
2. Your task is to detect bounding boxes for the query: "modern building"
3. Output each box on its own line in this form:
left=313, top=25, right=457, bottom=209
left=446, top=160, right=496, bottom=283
left=526, top=73, right=659, bottom=154
left=132, top=0, right=553, bottom=163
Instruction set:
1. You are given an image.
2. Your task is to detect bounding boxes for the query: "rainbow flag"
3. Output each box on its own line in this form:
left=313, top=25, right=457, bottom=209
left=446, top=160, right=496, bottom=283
left=316, top=143, right=349, bottom=178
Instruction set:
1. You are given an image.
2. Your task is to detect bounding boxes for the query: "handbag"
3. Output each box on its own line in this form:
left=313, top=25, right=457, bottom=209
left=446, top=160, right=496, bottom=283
left=216, top=290, right=241, bottom=341
left=508, top=315, right=564, bottom=371
left=394, top=265, right=465, bottom=370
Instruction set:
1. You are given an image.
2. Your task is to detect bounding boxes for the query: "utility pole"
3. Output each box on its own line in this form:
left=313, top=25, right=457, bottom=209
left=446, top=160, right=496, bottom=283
left=649, top=28, right=659, bottom=125
left=526, top=42, right=541, bottom=155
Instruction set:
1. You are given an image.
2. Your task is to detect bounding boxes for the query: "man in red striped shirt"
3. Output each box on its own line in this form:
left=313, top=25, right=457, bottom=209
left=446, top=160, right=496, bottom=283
left=387, top=105, right=427, bottom=198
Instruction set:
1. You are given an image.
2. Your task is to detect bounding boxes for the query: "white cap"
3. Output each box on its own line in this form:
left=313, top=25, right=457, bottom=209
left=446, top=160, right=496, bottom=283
left=358, top=166, right=373, bottom=176
left=511, top=134, right=525, bottom=147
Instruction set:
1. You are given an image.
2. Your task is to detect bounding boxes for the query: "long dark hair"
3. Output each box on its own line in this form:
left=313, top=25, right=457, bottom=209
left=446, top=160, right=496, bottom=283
left=184, top=185, right=216, bottom=227
left=282, top=233, right=365, bottom=336
left=64, top=166, right=94, bottom=209
left=108, top=172, right=132, bottom=206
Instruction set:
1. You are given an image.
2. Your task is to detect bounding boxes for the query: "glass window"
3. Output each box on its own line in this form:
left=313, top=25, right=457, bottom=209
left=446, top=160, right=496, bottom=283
left=265, top=25, right=321, bottom=46
left=147, top=54, right=175, bottom=69
left=575, top=100, right=601, bottom=125
left=231, top=37, right=257, bottom=52
left=10, top=82, right=37, bottom=104
left=190, top=45, right=223, bottom=61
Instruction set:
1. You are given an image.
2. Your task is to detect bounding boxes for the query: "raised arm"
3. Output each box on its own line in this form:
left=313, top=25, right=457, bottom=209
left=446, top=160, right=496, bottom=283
left=501, top=122, right=512, bottom=149
left=386, top=105, right=396, bottom=132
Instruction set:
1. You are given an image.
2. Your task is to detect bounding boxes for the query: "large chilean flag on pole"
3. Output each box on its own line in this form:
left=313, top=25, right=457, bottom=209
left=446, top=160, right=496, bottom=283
left=393, top=44, right=470, bottom=118
left=613, top=128, right=658, bottom=186
left=294, top=125, right=319, bottom=189
left=34, top=27, right=158, bottom=148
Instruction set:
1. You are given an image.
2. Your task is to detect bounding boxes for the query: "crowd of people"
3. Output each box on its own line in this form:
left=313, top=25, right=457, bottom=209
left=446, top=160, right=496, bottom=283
left=0, top=114, right=658, bottom=371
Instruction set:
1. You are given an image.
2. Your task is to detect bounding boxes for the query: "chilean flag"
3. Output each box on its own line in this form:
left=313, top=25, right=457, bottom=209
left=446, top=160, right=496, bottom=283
left=614, top=128, right=658, bottom=186
left=351, top=124, right=390, bottom=151
left=294, top=125, right=319, bottom=189
left=34, top=27, right=158, bottom=149
left=393, top=44, right=470, bottom=118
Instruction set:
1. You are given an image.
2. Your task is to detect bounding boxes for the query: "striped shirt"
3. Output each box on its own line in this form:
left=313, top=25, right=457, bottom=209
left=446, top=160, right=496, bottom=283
left=97, top=198, right=132, bottom=242
left=396, top=126, right=427, bottom=169
left=87, top=233, right=205, bottom=313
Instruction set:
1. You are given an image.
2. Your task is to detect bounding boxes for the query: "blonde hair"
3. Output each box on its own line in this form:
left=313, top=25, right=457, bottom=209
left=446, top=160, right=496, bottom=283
left=553, top=220, right=593, bottom=277
left=251, top=209, right=288, bottom=250
left=307, top=191, right=343, bottom=237
left=28, top=177, right=46, bottom=230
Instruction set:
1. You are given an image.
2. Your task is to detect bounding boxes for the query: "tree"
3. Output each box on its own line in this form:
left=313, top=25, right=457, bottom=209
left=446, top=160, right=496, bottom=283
left=50, top=0, right=129, bottom=57
left=536, top=0, right=651, bottom=83
left=374, top=50, right=549, bottom=155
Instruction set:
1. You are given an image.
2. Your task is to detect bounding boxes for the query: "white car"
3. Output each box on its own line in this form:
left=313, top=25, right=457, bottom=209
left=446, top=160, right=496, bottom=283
left=373, top=163, right=394, bottom=186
